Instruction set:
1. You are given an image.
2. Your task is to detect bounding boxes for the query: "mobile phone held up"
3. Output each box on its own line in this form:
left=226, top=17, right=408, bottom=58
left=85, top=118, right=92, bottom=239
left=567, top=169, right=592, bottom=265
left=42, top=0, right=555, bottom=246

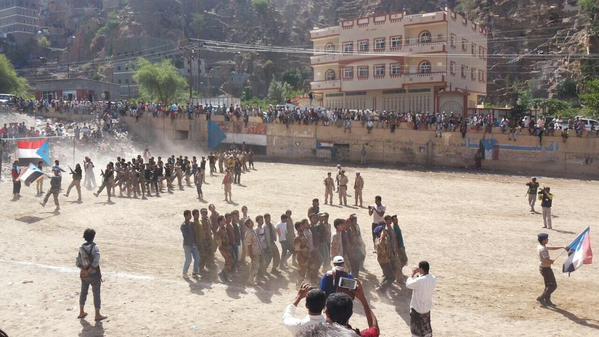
left=338, top=277, right=357, bottom=290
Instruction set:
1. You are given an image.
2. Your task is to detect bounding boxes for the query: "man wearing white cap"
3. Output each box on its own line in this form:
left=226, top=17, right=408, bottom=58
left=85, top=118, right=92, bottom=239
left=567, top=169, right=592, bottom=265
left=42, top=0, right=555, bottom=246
left=319, top=256, right=354, bottom=296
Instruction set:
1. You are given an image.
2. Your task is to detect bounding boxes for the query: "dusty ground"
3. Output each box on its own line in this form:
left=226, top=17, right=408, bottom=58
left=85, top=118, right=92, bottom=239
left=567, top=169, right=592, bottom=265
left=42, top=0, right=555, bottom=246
left=1, top=144, right=598, bottom=336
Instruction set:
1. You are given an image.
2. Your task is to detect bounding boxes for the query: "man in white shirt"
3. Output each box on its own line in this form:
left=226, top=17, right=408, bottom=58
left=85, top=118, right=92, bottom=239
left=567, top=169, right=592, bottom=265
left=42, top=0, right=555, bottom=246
left=282, top=283, right=326, bottom=335
left=368, top=195, right=386, bottom=244
left=406, top=261, right=437, bottom=337
left=276, top=214, right=292, bottom=268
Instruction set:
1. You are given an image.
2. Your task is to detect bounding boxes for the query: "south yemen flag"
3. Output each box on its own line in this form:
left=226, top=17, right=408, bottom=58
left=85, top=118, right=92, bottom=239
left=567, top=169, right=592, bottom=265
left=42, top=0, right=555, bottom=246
left=563, top=227, right=593, bottom=274
left=17, top=163, right=44, bottom=186
left=16, top=139, right=51, bottom=166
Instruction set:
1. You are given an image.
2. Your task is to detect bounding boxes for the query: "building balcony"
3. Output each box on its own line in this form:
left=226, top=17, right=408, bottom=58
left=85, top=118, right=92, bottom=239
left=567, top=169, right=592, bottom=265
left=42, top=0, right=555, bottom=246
left=338, top=72, right=446, bottom=92
left=311, top=54, right=340, bottom=65
left=311, top=79, right=341, bottom=91
left=310, top=26, right=341, bottom=39
left=402, top=40, right=447, bottom=54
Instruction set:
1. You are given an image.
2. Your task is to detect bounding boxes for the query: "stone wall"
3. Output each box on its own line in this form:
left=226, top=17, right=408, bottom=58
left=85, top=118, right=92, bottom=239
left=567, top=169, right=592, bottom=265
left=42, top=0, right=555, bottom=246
left=122, top=116, right=599, bottom=178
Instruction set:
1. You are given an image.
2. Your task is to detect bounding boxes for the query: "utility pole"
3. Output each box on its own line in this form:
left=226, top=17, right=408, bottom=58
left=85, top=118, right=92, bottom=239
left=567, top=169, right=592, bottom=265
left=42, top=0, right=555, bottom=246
left=180, top=44, right=199, bottom=102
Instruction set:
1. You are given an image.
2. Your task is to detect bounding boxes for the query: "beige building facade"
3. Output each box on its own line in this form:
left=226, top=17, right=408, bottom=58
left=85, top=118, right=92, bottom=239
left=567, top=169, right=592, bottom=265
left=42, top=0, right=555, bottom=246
left=310, top=10, right=487, bottom=115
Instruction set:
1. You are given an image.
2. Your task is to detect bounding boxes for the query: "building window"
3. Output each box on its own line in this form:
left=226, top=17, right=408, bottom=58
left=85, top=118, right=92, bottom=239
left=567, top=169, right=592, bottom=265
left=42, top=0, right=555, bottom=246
left=471, top=68, right=476, bottom=80
left=358, top=40, right=369, bottom=52
left=374, top=64, right=385, bottom=78
left=461, top=65, right=466, bottom=78
left=478, top=69, right=483, bottom=81
left=479, top=46, right=484, bottom=58
left=471, top=43, right=476, bottom=55
left=390, top=63, right=401, bottom=77
left=324, top=42, right=336, bottom=52
left=462, top=38, right=467, bottom=51
left=419, top=30, right=432, bottom=44
left=125, top=79, right=129, bottom=84
left=343, top=67, right=354, bottom=80
left=357, top=66, right=369, bottom=79
left=117, top=65, right=121, bottom=71
left=390, top=35, right=402, bottom=50
left=118, top=79, right=122, bottom=84
left=374, top=38, right=385, bottom=51
left=450, top=61, right=456, bottom=75
left=450, top=33, right=456, bottom=48
left=342, top=42, right=354, bottom=53
left=419, top=60, right=431, bottom=73
left=325, top=69, right=336, bottom=81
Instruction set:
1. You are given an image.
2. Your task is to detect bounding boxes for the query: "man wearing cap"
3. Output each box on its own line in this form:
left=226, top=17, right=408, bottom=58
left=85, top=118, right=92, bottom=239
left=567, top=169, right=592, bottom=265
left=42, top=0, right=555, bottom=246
left=354, top=172, right=364, bottom=207
left=526, top=177, right=540, bottom=213
left=319, top=256, right=354, bottom=297
left=536, top=233, right=566, bottom=306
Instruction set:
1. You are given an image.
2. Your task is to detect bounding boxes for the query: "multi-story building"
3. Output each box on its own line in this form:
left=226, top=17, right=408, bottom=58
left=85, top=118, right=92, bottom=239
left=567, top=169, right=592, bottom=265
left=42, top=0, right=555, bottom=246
left=0, top=0, right=40, bottom=39
left=310, top=10, right=487, bottom=115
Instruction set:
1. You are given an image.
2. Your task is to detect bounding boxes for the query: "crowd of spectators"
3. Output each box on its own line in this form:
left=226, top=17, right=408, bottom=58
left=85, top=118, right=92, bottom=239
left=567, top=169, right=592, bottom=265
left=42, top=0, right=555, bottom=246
left=6, top=97, right=598, bottom=139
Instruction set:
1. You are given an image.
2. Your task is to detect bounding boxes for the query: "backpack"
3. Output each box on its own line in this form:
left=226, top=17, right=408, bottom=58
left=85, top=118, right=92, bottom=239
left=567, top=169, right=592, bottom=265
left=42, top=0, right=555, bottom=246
left=76, top=243, right=97, bottom=280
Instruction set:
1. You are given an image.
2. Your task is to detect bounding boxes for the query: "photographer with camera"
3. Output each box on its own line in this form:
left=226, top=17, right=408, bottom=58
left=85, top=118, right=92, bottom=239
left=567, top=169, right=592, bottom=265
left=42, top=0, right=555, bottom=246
left=406, top=261, right=437, bottom=337
left=320, top=256, right=354, bottom=297
left=282, top=283, right=326, bottom=334
left=368, top=196, right=386, bottom=245
left=324, top=280, right=380, bottom=337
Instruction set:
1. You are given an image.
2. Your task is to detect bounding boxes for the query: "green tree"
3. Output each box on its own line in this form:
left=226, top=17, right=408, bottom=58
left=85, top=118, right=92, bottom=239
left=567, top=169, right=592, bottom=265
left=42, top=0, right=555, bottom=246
left=251, top=0, right=269, bottom=13
left=37, top=36, right=50, bottom=49
left=267, top=79, right=291, bottom=104
left=133, top=58, right=188, bottom=104
left=0, top=54, right=30, bottom=96
left=557, top=79, right=578, bottom=100
left=580, top=79, right=599, bottom=118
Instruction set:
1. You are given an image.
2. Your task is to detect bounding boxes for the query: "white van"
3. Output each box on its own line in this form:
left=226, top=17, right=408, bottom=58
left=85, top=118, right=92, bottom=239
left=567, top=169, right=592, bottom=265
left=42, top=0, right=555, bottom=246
left=0, top=93, right=15, bottom=104
left=575, top=116, right=599, bottom=131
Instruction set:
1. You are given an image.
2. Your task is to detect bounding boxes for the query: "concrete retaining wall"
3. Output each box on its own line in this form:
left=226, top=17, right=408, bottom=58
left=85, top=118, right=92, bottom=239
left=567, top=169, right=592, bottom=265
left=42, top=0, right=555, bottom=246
left=122, top=116, right=599, bottom=178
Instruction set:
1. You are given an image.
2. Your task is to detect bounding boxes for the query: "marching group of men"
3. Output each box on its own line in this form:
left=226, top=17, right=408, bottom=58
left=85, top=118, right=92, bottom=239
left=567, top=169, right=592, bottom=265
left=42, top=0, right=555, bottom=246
left=177, top=194, right=410, bottom=290
left=10, top=146, right=256, bottom=210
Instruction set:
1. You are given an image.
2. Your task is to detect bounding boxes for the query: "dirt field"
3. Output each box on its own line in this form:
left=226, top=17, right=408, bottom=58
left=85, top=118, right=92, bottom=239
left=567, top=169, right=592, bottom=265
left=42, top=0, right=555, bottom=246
left=1, top=155, right=598, bottom=336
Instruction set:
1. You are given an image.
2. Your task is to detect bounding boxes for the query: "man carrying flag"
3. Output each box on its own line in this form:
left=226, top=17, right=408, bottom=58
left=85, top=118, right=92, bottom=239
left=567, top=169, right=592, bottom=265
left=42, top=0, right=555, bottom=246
left=536, top=233, right=567, bottom=307
left=17, top=163, right=45, bottom=187
left=563, top=227, right=593, bottom=275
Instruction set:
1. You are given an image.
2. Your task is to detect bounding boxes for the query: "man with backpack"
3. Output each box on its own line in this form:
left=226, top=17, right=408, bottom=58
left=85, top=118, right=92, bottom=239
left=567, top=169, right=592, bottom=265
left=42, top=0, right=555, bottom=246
left=76, top=228, right=107, bottom=322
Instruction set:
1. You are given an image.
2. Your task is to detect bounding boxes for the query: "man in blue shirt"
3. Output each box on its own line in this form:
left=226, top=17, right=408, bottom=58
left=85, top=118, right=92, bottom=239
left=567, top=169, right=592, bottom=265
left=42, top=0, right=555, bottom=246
left=181, top=210, right=201, bottom=277
left=320, top=256, right=353, bottom=296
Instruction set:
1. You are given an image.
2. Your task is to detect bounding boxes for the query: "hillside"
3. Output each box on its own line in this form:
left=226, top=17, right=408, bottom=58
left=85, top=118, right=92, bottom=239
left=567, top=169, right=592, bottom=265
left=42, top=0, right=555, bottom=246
left=17, top=0, right=599, bottom=104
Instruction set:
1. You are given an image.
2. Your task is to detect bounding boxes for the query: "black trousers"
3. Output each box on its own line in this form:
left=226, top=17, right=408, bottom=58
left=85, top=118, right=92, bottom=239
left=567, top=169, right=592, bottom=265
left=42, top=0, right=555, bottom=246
left=13, top=180, right=21, bottom=194
left=540, top=267, right=557, bottom=301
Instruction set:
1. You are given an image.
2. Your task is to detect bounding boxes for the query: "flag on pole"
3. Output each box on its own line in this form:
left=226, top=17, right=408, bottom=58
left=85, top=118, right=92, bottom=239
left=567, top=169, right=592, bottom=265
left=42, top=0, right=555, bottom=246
left=16, top=139, right=51, bottom=166
left=563, top=227, right=593, bottom=274
left=17, top=163, right=45, bottom=186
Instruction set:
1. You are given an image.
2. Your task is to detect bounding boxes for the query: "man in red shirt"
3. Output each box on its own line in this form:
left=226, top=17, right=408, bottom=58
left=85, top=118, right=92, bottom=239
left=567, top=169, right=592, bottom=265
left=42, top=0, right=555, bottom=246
left=323, top=280, right=380, bottom=337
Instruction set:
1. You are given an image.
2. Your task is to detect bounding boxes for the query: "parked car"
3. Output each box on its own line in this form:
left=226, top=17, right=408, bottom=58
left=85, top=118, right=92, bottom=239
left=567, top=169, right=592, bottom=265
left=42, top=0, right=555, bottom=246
left=0, top=93, right=15, bottom=105
left=575, top=116, right=599, bottom=132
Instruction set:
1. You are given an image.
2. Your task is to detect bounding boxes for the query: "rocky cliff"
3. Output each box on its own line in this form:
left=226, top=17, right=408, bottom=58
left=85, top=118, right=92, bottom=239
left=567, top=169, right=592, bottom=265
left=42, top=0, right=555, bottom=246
left=34, top=0, right=599, bottom=103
